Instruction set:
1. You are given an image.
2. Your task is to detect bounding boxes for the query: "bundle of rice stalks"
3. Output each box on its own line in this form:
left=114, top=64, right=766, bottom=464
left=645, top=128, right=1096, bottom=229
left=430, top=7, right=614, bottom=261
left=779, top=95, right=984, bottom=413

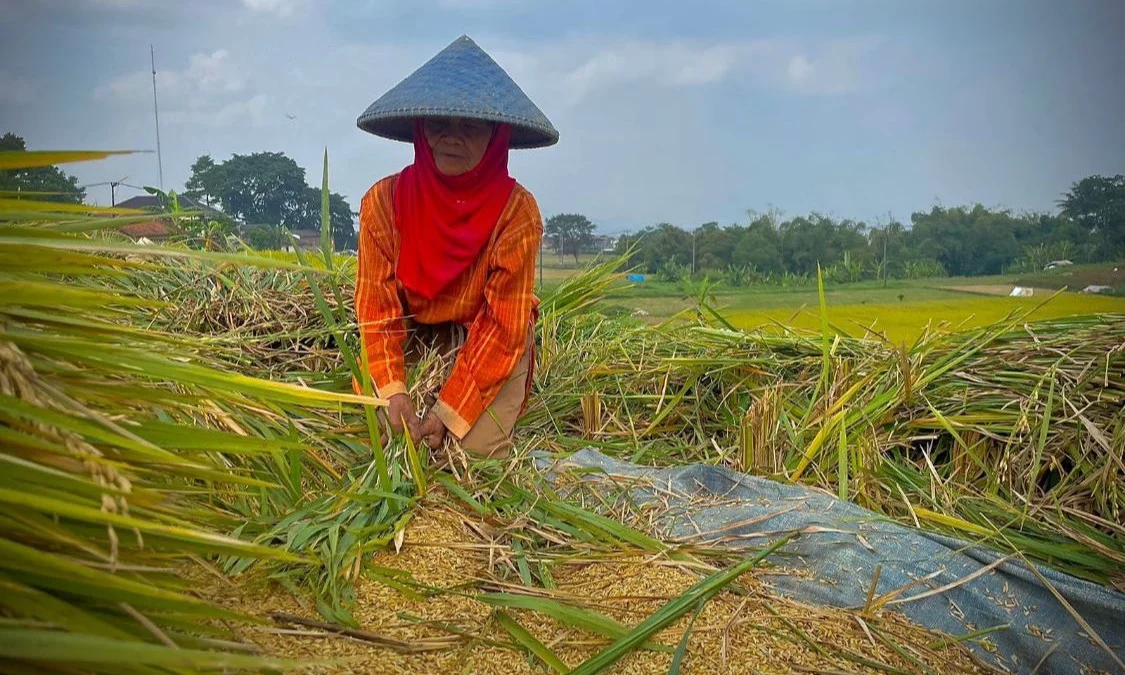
left=6, top=147, right=1115, bottom=673
left=0, top=148, right=403, bottom=671
left=116, top=237, right=1124, bottom=590
left=520, top=273, right=1125, bottom=588
left=110, top=260, right=355, bottom=379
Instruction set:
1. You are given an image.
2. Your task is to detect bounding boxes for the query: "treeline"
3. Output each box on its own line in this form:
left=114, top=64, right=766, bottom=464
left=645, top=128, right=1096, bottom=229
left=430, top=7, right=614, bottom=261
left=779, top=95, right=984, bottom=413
left=613, top=175, right=1124, bottom=284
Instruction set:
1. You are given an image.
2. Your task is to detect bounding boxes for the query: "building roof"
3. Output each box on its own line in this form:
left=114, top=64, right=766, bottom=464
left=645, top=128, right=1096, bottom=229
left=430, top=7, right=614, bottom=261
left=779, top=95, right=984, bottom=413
left=115, top=194, right=228, bottom=219
left=118, top=219, right=177, bottom=239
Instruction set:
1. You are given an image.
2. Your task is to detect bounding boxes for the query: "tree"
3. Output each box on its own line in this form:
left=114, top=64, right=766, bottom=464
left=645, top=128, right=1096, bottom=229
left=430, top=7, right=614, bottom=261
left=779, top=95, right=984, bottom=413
left=909, top=205, right=1021, bottom=276
left=692, top=221, right=735, bottom=271
left=293, top=187, right=358, bottom=251
left=184, top=151, right=356, bottom=250
left=183, top=155, right=218, bottom=206
left=1059, top=174, right=1125, bottom=260
left=779, top=214, right=839, bottom=275
left=0, top=133, right=86, bottom=204
left=184, top=152, right=308, bottom=228
left=731, top=214, right=782, bottom=274
left=868, top=218, right=907, bottom=282
left=544, top=213, right=595, bottom=263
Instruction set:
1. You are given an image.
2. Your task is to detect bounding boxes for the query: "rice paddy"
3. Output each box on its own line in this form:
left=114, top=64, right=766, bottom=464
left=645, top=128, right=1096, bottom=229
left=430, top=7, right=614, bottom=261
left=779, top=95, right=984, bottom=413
left=724, top=293, right=1125, bottom=343
left=2, top=149, right=1123, bottom=674
left=592, top=273, right=1125, bottom=344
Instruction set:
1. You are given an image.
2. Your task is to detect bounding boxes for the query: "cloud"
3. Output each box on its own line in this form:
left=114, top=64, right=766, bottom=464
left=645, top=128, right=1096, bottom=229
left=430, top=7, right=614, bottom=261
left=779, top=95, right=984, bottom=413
left=502, top=36, right=883, bottom=107
left=241, top=0, right=304, bottom=16
left=783, top=38, right=880, bottom=95
left=82, top=0, right=153, bottom=8
left=94, top=50, right=266, bottom=128
left=0, top=70, right=35, bottom=105
left=436, top=0, right=517, bottom=7
left=166, top=93, right=270, bottom=128
left=96, top=50, right=246, bottom=99
left=559, top=41, right=750, bottom=105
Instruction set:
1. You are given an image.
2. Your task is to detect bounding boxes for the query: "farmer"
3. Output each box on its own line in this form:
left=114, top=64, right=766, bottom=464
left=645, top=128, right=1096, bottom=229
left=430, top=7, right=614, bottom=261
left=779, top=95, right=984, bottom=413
left=352, top=36, right=558, bottom=459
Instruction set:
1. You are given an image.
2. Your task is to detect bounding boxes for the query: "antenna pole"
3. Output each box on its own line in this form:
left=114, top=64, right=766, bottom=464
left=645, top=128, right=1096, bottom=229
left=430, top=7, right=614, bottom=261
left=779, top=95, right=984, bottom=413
left=150, top=45, right=164, bottom=190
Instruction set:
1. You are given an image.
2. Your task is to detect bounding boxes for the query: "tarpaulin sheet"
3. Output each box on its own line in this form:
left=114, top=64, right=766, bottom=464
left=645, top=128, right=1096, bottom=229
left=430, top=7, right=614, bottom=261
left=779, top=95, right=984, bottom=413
left=539, top=449, right=1125, bottom=674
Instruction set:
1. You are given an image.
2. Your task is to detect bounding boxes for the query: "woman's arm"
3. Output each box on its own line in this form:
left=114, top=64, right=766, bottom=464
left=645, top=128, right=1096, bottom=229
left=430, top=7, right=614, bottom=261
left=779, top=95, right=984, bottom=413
left=354, top=179, right=409, bottom=399
left=431, top=189, right=542, bottom=438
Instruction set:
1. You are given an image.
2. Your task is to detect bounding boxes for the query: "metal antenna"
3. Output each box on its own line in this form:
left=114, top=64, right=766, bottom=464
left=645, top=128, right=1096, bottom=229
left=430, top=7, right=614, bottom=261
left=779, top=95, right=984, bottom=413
left=150, top=45, right=164, bottom=190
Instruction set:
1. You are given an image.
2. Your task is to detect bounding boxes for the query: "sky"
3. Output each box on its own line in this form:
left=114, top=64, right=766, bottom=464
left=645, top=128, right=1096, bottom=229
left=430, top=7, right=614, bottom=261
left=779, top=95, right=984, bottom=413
left=1, top=0, right=1123, bottom=234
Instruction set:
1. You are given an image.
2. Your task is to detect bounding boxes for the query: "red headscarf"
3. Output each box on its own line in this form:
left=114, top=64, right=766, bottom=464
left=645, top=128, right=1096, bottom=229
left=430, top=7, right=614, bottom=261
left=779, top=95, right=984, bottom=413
left=393, top=119, right=516, bottom=300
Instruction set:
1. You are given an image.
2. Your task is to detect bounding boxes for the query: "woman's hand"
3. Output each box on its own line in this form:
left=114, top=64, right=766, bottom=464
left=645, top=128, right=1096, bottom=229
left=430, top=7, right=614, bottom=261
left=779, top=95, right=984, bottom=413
left=418, top=410, right=448, bottom=449
left=386, top=393, right=421, bottom=441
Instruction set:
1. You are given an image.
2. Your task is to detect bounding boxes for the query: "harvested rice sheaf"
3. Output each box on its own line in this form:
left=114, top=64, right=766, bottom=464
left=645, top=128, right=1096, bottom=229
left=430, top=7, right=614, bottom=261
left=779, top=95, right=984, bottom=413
left=129, top=258, right=1124, bottom=587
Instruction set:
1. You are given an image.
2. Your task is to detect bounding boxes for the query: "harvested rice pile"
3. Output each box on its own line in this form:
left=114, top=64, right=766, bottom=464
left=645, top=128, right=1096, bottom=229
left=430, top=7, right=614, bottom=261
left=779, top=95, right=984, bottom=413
left=206, top=499, right=994, bottom=674
left=8, top=152, right=1119, bottom=675
left=120, top=259, right=1125, bottom=590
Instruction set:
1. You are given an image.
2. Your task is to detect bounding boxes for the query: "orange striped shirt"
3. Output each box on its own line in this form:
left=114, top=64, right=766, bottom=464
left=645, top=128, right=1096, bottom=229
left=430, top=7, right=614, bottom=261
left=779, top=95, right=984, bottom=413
left=354, top=174, right=542, bottom=438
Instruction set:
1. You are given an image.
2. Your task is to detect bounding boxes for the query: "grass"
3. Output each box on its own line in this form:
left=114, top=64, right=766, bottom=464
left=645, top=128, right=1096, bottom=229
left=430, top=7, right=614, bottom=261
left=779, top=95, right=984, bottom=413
left=1014, top=261, right=1125, bottom=294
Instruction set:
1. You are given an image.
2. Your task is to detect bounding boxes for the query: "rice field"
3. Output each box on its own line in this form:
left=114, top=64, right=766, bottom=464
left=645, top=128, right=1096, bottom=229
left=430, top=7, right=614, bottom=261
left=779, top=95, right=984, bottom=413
left=3, top=149, right=1123, bottom=674
left=725, top=293, right=1125, bottom=343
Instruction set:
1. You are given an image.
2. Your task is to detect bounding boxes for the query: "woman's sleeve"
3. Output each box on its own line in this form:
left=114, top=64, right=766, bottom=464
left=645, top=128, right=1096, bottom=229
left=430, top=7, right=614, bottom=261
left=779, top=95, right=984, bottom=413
left=354, top=180, right=408, bottom=398
left=432, top=190, right=541, bottom=438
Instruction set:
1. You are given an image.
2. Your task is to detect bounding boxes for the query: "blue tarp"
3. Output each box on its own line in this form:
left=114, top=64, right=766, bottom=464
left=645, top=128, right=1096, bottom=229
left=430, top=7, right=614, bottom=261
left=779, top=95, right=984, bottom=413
left=538, top=449, right=1125, bottom=675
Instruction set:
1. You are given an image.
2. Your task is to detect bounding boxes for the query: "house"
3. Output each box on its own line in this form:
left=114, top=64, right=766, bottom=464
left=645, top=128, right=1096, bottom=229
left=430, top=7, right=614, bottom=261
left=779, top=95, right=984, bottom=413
left=284, top=229, right=324, bottom=252
left=591, top=234, right=617, bottom=253
left=113, top=195, right=229, bottom=241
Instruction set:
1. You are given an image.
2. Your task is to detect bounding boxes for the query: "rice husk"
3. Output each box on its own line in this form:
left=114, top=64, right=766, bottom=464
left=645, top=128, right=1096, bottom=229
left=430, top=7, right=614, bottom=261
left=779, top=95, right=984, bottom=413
left=201, top=502, right=996, bottom=674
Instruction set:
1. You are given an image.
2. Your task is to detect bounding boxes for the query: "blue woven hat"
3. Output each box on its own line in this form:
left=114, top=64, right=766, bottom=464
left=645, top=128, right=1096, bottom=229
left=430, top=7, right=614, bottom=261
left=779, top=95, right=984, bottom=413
left=357, top=35, right=558, bottom=149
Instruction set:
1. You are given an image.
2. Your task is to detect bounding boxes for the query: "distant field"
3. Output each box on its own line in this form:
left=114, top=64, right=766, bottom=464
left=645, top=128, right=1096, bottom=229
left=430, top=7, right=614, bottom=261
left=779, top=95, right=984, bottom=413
left=556, top=261, right=1125, bottom=344
left=724, top=294, right=1125, bottom=343
left=536, top=253, right=605, bottom=281
left=1013, top=262, right=1124, bottom=293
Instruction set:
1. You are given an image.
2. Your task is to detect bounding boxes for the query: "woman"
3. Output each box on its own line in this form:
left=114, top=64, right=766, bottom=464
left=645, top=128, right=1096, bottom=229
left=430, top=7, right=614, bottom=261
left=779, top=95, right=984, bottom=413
left=353, top=36, right=558, bottom=459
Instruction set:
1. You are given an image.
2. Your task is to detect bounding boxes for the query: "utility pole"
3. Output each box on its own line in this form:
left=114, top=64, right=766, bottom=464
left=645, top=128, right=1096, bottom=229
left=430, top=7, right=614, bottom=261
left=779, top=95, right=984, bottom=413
left=151, top=45, right=164, bottom=190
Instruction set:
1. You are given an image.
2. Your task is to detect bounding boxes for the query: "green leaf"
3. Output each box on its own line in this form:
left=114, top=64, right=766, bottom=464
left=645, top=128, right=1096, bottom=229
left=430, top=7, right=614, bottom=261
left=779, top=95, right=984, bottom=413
left=837, top=421, right=848, bottom=501
left=320, top=148, right=333, bottom=269
left=0, top=488, right=307, bottom=562
left=568, top=534, right=794, bottom=675
left=0, top=149, right=137, bottom=170
left=495, top=610, right=569, bottom=674
left=0, top=629, right=299, bottom=670
left=479, top=593, right=669, bottom=652
left=667, top=600, right=704, bottom=675
left=0, top=538, right=238, bottom=616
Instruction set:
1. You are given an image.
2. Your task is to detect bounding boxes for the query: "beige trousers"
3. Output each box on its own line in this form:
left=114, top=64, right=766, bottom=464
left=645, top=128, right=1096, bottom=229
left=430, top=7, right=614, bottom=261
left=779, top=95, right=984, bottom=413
left=403, top=322, right=533, bottom=458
